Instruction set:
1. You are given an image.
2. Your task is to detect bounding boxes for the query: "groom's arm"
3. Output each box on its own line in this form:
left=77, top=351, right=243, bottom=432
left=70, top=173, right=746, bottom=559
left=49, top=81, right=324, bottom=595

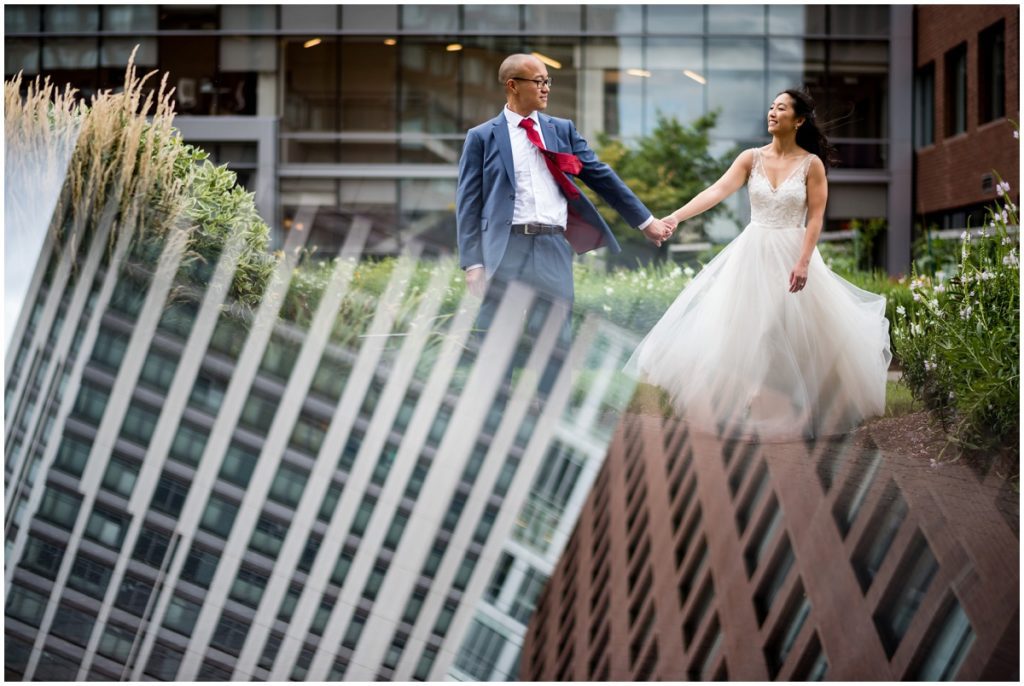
left=567, top=121, right=653, bottom=229
left=456, top=129, right=486, bottom=271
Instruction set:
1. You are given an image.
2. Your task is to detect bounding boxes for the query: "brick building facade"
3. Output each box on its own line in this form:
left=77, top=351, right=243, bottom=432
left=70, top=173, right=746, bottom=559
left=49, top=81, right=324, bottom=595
left=914, top=5, right=1019, bottom=229
left=520, top=407, right=1018, bottom=680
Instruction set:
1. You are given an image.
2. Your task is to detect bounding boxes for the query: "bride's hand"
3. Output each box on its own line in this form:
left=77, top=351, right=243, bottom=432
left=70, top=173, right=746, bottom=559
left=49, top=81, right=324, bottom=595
left=788, top=263, right=808, bottom=293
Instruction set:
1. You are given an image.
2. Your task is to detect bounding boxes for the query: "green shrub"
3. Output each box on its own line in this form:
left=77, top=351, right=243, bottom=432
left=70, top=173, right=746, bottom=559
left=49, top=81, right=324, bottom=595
left=892, top=183, right=1019, bottom=454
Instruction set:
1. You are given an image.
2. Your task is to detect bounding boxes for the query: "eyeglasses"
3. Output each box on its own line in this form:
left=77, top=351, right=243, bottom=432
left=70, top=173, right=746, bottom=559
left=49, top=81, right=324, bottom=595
left=511, top=76, right=553, bottom=88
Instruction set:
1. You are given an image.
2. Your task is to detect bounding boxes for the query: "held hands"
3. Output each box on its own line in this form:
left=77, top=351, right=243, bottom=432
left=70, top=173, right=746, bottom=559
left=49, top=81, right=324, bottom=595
left=642, top=216, right=678, bottom=247
left=788, top=262, right=809, bottom=293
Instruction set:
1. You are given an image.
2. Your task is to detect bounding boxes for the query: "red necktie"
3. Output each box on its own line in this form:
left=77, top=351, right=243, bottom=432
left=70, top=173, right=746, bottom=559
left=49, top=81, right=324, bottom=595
left=519, top=117, right=582, bottom=200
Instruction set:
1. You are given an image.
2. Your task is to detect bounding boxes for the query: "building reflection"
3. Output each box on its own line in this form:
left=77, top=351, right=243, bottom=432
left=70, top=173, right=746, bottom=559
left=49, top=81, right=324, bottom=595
left=521, top=403, right=1019, bottom=680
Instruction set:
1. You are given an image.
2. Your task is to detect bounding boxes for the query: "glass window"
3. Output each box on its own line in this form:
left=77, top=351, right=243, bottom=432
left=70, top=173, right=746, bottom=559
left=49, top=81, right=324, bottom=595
left=828, top=5, right=888, bottom=36
left=383, top=510, right=408, bottom=550
left=708, top=5, right=765, bottom=34
left=269, top=462, right=309, bottom=507
left=239, top=390, right=279, bottom=432
left=401, top=41, right=459, bottom=135
left=282, top=37, right=338, bottom=133
left=120, top=403, right=160, bottom=445
left=219, top=442, right=259, bottom=487
left=103, top=5, right=157, bottom=31
left=371, top=442, right=398, bottom=486
left=852, top=485, right=908, bottom=591
left=160, top=302, right=203, bottom=342
left=98, top=623, right=137, bottom=662
left=647, top=5, right=704, bottom=33
left=342, top=4, right=397, bottom=30
left=463, top=5, right=518, bottom=32
left=180, top=546, right=219, bottom=589
left=298, top=534, right=321, bottom=572
left=310, top=354, right=351, bottom=401
left=453, top=552, right=477, bottom=591
left=250, top=515, right=288, bottom=557
left=151, top=473, right=190, bottom=516
left=208, top=614, right=246, bottom=659
left=200, top=494, right=238, bottom=538
left=485, top=552, right=514, bottom=603
left=413, top=645, right=438, bottom=681
left=108, top=270, right=149, bottom=317
left=331, top=548, right=355, bottom=586
left=402, top=586, right=427, bottom=624
left=821, top=41, right=888, bottom=140
left=945, top=43, right=968, bottom=136
left=72, top=381, right=109, bottom=425
left=259, top=632, right=283, bottom=671
left=189, top=370, right=227, bottom=415
left=523, top=5, right=581, bottom=33
left=85, top=506, right=130, bottom=548
left=401, top=5, right=457, bottom=32
left=101, top=456, right=139, bottom=497
left=209, top=313, right=249, bottom=357
left=163, top=594, right=202, bottom=635
left=310, top=599, right=334, bottom=635
left=455, top=618, right=507, bottom=680
left=585, top=5, right=642, bottom=32
left=289, top=414, right=327, bottom=455
left=432, top=597, right=458, bottom=636
left=115, top=575, right=153, bottom=616
left=645, top=38, right=704, bottom=135
left=5, top=582, right=49, bottom=626
left=914, top=63, right=935, bottom=148
left=38, top=486, right=81, bottom=529
left=91, top=326, right=130, bottom=370
left=4, top=39, right=38, bottom=77
left=318, top=481, right=344, bottom=522
left=580, top=37, right=644, bottom=139
left=260, top=335, right=301, bottom=380
left=34, top=649, right=79, bottom=681
left=170, top=422, right=208, bottom=466
left=221, top=5, right=276, bottom=31
left=230, top=566, right=268, bottom=607
left=278, top=585, right=302, bottom=621
left=281, top=5, right=336, bottom=31
left=19, top=536, right=65, bottom=581
left=44, top=5, right=98, bottom=31
left=707, top=38, right=767, bottom=140
left=198, top=660, right=233, bottom=681
left=978, top=21, right=1006, bottom=123
left=132, top=527, right=171, bottom=568
left=873, top=531, right=939, bottom=657
left=350, top=494, right=376, bottom=537
left=145, top=642, right=184, bottom=681
left=139, top=347, right=180, bottom=391
left=911, top=596, right=975, bottom=680
left=68, top=553, right=112, bottom=599
left=51, top=601, right=96, bottom=647
left=509, top=566, right=546, bottom=624
left=768, top=6, right=825, bottom=35
left=362, top=560, right=388, bottom=600
left=766, top=587, right=811, bottom=677
left=342, top=610, right=367, bottom=648
left=5, top=5, right=40, bottom=32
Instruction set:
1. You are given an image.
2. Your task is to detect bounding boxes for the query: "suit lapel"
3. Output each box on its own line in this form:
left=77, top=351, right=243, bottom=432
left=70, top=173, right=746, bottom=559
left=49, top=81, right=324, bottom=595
left=538, top=113, right=564, bottom=152
left=491, top=111, right=515, bottom=187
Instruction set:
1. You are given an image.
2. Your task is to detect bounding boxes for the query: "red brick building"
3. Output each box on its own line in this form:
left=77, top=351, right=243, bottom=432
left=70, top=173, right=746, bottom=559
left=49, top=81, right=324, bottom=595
left=914, top=5, right=1019, bottom=229
left=520, top=410, right=1018, bottom=680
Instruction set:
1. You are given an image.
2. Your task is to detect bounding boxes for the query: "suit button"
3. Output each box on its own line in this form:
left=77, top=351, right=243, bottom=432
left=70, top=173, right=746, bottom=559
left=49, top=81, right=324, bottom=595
left=506, top=220, right=511, bottom=225
left=509, top=193, right=514, bottom=199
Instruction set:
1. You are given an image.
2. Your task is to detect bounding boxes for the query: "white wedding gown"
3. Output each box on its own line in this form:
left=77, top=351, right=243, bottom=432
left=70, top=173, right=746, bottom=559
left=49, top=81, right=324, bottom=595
left=626, top=148, right=892, bottom=441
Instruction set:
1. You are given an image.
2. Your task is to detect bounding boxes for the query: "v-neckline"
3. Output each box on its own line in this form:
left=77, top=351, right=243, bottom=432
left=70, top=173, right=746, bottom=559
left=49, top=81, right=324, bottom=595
left=759, top=149, right=810, bottom=193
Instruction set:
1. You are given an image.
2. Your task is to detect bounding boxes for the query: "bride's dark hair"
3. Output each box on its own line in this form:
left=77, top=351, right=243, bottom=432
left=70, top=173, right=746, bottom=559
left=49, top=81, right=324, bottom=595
left=780, top=88, right=837, bottom=172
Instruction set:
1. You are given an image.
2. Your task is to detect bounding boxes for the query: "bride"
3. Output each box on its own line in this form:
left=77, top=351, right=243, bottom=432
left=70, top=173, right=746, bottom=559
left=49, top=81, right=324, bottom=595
left=627, top=89, right=892, bottom=441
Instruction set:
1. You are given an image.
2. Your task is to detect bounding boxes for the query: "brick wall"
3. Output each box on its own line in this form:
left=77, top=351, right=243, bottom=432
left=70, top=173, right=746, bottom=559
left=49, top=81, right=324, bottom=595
left=915, top=5, right=1019, bottom=216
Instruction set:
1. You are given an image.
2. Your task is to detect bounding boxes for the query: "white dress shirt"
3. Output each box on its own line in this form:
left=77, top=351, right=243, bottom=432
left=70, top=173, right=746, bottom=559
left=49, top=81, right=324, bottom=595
left=466, top=107, right=654, bottom=272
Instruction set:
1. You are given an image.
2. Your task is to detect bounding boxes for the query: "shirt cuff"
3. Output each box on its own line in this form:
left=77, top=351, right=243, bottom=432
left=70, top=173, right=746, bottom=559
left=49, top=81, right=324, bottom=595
left=465, top=264, right=484, bottom=272
left=637, top=215, right=655, bottom=230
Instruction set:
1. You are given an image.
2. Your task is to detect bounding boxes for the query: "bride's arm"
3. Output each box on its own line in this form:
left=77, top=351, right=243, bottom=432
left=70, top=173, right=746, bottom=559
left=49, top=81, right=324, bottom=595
left=666, top=149, right=754, bottom=224
left=797, top=157, right=828, bottom=265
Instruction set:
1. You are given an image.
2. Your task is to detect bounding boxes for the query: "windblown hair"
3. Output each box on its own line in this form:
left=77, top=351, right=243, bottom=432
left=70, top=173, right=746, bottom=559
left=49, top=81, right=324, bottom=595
left=780, top=88, right=838, bottom=172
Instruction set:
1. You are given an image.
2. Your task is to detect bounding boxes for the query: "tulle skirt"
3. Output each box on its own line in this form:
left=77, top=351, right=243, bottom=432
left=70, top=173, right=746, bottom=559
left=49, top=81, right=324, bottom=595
left=625, top=222, right=892, bottom=441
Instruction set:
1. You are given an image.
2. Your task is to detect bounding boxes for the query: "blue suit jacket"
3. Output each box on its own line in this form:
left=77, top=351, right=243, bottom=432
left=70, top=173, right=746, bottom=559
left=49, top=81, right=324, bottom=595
left=456, top=109, right=652, bottom=276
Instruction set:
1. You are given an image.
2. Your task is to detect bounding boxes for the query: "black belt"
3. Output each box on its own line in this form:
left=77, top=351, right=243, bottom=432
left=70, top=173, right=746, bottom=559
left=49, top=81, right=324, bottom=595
left=511, top=223, right=565, bottom=235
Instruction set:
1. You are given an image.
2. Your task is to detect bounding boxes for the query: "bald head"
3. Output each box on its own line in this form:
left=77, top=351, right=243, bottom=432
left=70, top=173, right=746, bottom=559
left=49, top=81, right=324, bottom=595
left=499, top=54, right=542, bottom=85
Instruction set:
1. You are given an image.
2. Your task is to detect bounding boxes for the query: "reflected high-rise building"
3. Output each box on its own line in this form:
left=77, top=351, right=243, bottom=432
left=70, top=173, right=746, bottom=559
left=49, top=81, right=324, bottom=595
left=5, top=4, right=912, bottom=274
left=520, top=409, right=1019, bottom=680
left=3, top=137, right=645, bottom=682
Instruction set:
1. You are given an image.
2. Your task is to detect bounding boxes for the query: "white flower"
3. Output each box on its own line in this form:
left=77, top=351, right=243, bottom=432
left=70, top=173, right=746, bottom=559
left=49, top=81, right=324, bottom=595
left=1002, top=237, right=1014, bottom=246
left=929, top=298, right=939, bottom=309
left=934, top=284, right=945, bottom=294
left=960, top=305, right=973, bottom=319
left=602, top=304, right=612, bottom=313
left=997, top=180, right=1012, bottom=194
left=1001, top=209, right=1009, bottom=223
left=1015, top=130, right=1020, bottom=140
left=896, top=305, right=906, bottom=315
left=935, top=270, right=946, bottom=281
left=683, top=265, right=695, bottom=278
left=912, top=292, right=922, bottom=302
left=980, top=270, right=995, bottom=281
left=1004, top=250, right=1019, bottom=267
left=961, top=230, right=970, bottom=241
left=605, top=286, right=614, bottom=296
left=929, top=457, right=939, bottom=468
left=924, top=360, right=936, bottom=372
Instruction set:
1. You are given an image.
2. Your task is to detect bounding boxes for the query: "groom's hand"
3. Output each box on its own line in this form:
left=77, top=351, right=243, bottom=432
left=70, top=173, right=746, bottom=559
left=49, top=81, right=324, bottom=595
left=642, top=218, right=674, bottom=247
left=465, top=266, right=487, bottom=298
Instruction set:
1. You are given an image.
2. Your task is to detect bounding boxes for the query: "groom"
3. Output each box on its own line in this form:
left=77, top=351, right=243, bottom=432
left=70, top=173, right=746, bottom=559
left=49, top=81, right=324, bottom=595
left=456, top=53, right=672, bottom=339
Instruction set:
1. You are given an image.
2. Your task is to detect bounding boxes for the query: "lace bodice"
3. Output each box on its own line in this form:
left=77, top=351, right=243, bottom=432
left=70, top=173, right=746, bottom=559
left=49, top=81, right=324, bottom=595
left=747, top=147, right=815, bottom=228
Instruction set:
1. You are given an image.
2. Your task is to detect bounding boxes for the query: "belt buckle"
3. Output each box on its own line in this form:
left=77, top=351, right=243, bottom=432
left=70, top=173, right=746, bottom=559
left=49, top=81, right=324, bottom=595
left=522, top=224, right=539, bottom=235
